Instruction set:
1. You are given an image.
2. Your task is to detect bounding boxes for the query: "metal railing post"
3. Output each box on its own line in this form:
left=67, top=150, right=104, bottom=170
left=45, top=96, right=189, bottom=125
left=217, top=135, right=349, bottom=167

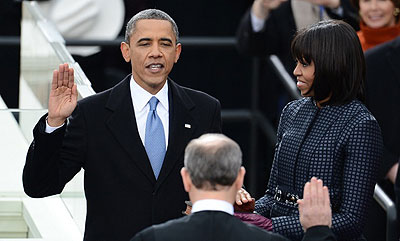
left=374, top=184, right=399, bottom=241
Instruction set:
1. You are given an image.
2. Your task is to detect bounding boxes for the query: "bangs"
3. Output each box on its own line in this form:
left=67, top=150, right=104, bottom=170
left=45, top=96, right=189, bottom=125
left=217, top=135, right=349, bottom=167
left=291, top=30, right=314, bottom=65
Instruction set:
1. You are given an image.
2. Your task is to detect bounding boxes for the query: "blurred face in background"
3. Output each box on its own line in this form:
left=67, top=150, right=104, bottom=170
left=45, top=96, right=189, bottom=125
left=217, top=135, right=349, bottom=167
left=359, top=0, right=397, bottom=28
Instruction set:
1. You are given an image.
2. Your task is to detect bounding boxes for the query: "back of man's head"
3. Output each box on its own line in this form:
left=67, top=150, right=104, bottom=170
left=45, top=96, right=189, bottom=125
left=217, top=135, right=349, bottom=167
left=184, top=134, right=242, bottom=191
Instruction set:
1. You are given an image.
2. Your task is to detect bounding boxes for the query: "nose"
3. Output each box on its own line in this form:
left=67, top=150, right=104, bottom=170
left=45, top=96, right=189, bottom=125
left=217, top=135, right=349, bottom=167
left=369, top=0, right=378, bottom=9
left=293, top=62, right=301, bottom=76
left=149, top=43, right=163, bottom=58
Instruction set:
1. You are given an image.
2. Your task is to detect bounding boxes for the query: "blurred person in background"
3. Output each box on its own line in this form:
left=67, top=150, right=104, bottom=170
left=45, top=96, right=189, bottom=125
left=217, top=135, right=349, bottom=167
left=351, top=0, right=400, bottom=238
left=38, top=0, right=153, bottom=92
left=236, top=0, right=358, bottom=125
left=362, top=35, right=400, bottom=240
left=351, top=0, right=400, bottom=51
left=0, top=0, right=22, bottom=108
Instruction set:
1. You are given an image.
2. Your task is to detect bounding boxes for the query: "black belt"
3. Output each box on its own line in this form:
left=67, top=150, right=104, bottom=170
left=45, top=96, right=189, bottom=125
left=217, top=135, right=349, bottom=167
left=273, top=186, right=299, bottom=206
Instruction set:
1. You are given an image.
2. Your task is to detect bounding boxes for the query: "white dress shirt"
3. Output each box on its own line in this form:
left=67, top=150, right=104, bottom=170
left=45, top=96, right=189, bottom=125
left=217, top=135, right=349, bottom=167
left=130, top=76, right=169, bottom=148
left=191, top=199, right=234, bottom=215
left=250, top=12, right=266, bottom=32
left=45, top=76, right=170, bottom=148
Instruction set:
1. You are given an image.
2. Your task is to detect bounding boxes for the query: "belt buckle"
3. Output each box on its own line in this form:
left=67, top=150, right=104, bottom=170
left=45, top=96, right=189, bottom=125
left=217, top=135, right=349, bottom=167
left=285, top=193, right=299, bottom=206
left=274, top=186, right=299, bottom=206
left=274, top=186, right=282, bottom=202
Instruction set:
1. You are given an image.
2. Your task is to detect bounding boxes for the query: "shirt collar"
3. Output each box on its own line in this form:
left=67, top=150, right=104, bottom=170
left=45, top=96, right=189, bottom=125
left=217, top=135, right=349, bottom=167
left=191, top=199, right=234, bottom=215
left=130, top=76, right=169, bottom=112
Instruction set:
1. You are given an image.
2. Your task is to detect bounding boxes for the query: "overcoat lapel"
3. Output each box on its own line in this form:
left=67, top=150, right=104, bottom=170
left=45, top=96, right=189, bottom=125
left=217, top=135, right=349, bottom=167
left=156, top=79, right=196, bottom=188
left=105, top=76, right=156, bottom=185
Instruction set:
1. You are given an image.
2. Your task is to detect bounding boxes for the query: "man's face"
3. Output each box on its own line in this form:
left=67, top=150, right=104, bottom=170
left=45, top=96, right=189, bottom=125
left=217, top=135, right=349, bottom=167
left=121, top=19, right=181, bottom=94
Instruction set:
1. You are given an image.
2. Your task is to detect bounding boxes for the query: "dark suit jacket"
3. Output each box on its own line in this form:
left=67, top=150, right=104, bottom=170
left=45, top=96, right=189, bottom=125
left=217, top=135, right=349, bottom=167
left=255, top=98, right=382, bottom=240
left=365, top=36, right=400, bottom=179
left=364, top=37, right=400, bottom=223
left=131, top=211, right=336, bottom=241
left=23, top=75, right=222, bottom=241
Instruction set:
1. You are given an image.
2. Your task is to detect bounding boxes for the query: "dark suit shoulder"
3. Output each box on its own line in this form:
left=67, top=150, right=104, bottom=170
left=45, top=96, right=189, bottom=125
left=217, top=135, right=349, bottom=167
left=237, top=219, right=290, bottom=241
left=365, top=36, right=400, bottom=59
left=133, top=211, right=289, bottom=241
left=170, top=80, right=220, bottom=105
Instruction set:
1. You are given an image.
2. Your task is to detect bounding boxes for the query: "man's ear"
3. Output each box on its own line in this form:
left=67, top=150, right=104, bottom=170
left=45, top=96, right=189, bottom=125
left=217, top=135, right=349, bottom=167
left=234, top=167, right=246, bottom=190
left=174, top=43, right=182, bottom=63
left=180, top=167, right=192, bottom=193
left=120, top=42, right=131, bottom=62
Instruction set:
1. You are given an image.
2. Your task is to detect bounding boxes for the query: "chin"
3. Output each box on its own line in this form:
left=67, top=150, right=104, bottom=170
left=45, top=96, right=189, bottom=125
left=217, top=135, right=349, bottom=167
left=365, top=21, right=387, bottom=29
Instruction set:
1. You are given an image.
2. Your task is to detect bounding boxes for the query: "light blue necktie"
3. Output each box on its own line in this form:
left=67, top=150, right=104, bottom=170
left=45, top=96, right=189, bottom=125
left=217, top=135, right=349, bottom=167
left=145, top=97, right=166, bottom=179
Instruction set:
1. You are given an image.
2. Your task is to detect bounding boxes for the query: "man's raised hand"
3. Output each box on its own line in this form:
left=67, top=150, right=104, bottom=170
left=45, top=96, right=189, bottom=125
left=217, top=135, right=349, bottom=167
left=297, top=177, right=332, bottom=231
left=47, top=63, right=77, bottom=127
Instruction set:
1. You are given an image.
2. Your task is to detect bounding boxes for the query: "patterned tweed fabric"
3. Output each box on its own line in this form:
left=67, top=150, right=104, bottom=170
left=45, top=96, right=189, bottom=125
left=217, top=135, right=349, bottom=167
left=255, top=98, right=383, bottom=241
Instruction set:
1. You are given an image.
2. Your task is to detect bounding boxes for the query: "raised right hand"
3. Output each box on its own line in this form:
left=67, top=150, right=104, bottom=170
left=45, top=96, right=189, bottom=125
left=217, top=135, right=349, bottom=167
left=297, top=177, right=332, bottom=231
left=252, top=0, right=288, bottom=19
left=47, top=63, right=78, bottom=127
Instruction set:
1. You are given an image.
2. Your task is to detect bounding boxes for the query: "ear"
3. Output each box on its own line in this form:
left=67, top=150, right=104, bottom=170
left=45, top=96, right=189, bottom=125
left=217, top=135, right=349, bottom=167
left=174, top=43, right=182, bottom=63
left=234, top=167, right=246, bottom=190
left=120, top=42, right=131, bottom=62
left=180, top=167, right=192, bottom=193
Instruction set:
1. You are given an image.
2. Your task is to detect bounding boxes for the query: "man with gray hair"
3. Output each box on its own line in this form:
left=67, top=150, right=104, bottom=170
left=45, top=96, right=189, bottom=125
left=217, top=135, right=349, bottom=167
left=132, top=134, right=336, bottom=241
left=23, top=9, right=221, bottom=241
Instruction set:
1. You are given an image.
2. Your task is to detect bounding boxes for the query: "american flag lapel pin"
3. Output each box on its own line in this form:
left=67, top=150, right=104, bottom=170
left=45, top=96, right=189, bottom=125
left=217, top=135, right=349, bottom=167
left=185, top=124, right=191, bottom=129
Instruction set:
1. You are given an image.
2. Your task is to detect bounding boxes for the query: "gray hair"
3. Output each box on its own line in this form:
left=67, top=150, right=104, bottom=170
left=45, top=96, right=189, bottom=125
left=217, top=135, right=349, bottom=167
left=125, top=9, right=179, bottom=45
left=184, top=134, right=242, bottom=191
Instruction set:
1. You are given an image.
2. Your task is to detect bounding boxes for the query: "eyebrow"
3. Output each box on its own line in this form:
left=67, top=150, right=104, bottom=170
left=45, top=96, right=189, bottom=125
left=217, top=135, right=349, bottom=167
left=137, top=38, right=151, bottom=43
left=137, top=37, right=173, bottom=44
left=160, top=38, right=173, bottom=43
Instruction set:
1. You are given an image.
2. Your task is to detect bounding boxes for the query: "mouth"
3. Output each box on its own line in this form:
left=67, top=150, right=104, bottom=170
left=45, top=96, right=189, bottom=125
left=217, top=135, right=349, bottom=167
left=367, top=13, right=384, bottom=22
left=146, top=63, right=164, bottom=73
left=296, top=79, right=307, bottom=89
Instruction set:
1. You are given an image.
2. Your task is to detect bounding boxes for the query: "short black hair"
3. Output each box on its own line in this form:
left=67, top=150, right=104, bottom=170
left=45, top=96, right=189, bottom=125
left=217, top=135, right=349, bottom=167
left=125, top=9, right=179, bottom=45
left=291, top=20, right=365, bottom=106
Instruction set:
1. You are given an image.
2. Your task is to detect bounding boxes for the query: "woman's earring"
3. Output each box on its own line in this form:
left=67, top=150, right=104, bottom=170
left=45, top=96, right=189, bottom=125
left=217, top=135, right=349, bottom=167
left=394, top=8, right=400, bottom=17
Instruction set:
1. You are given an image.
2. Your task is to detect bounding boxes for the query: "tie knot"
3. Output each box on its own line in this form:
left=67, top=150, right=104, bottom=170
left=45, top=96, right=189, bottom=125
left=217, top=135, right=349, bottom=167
left=148, top=96, right=159, bottom=111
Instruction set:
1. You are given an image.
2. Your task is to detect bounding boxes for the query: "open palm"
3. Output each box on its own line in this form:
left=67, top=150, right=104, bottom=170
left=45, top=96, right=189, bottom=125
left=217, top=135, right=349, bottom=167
left=47, top=63, right=78, bottom=126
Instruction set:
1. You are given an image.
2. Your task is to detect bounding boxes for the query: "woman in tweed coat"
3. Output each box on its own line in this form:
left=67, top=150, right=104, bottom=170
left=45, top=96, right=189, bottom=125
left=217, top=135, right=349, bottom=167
left=240, top=20, right=383, bottom=241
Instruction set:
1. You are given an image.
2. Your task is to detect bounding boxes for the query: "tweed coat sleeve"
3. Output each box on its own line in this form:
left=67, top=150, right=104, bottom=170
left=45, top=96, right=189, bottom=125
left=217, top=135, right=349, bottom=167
left=256, top=99, right=383, bottom=240
left=328, top=115, right=382, bottom=239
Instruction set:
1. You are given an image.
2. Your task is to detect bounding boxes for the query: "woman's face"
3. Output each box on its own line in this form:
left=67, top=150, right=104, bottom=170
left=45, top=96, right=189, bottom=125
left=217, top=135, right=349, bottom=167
left=293, top=60, right=315, bottom=97
left=359, top=0, right=396, bottom=28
